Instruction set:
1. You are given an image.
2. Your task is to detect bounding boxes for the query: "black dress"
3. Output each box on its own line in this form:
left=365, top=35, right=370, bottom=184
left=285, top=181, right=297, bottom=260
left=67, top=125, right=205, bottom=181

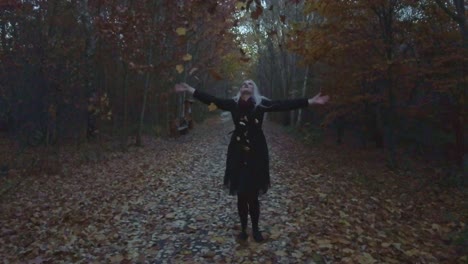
left=236, top=97, right=256, bottom=194
left=192, top=89, right=309, bottom=195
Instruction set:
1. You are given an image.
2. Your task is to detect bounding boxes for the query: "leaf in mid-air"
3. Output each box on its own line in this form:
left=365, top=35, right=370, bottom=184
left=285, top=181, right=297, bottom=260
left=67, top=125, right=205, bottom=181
left=183, top=54, right=192, bottom=61
left=176, top=27, right=187, bottom=36
left=176, top=64, right=184, bottom=73
left=208, top=103, right=217, bottom=111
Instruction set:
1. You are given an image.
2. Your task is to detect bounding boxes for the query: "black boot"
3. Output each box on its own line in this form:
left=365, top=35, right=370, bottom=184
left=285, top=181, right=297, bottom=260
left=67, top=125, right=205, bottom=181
left=249, top=193, right=264, bottom=242
left=252, top=227, right=264, bottom=242
left=237, top=194, right=249, bottom=241
left=237, top=215, right=248, bottom=241
left=237, top=229, right=248, bottom=241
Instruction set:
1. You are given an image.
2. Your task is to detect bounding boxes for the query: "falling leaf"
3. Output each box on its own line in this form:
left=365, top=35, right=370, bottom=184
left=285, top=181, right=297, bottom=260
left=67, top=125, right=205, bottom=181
left=235, top=1, right=246, bottom=10
left=209, top=69, right=223, bottom=80
left=208, top=103, right=218, bottom=111
left=251, top=6, right=263, bottom=20
left=207, top=3, right=217, bottom=14
left=176, top=27, right=186, bottom=36
left=176, top=64, right=184, bottom=74
left=183, top=54, right=192, bottom=61
left=280, top=15, right=286, bottom=23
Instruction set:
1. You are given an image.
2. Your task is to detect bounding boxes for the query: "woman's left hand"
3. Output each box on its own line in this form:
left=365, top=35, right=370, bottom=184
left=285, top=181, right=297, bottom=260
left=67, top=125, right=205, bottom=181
left=308, top=93, right=330, bottom=105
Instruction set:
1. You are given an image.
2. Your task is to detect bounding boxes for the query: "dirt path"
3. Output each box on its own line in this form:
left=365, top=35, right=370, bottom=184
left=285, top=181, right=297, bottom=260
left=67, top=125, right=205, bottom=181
left=0, top=116, right=465, bottom=263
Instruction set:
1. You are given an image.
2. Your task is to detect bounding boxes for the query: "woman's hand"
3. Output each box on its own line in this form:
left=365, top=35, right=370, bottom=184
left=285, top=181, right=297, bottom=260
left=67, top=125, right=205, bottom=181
left=308, top=93, right=329, bottom=106
left=174, top=83, right=196, bottom=94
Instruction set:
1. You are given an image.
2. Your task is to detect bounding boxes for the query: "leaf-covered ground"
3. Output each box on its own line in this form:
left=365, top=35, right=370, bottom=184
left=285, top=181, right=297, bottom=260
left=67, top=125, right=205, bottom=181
left=0, top=116, right=466, bottom=263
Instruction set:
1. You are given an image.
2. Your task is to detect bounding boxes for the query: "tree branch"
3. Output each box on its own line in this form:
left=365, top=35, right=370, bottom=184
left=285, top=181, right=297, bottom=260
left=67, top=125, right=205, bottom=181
left=434, top=0, right=463, bottom=24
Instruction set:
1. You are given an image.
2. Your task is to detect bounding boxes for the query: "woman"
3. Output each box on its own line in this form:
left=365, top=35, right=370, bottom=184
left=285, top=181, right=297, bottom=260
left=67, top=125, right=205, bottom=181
left=174, top=80, right=329, bottom=242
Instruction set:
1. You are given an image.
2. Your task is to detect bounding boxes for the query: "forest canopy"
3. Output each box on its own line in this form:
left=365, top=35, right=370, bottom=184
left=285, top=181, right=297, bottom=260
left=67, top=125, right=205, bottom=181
left=0, top=0, right=466, bottom=170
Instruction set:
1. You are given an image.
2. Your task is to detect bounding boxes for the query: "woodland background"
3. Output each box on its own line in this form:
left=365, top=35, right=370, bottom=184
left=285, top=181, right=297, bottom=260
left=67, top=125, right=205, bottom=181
left=0, top=0, right=466, bottom=181
left=0, top=0, right=467, bottom=262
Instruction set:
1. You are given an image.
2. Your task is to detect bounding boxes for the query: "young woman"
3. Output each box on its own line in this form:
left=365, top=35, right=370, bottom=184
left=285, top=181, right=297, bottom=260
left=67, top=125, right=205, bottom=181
left=174, top=80, right=329, bottom=242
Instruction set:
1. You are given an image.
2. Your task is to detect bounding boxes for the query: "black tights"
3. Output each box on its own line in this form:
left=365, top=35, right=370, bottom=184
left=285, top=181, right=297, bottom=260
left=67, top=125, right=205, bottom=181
left=237, top=192, right=260, bottom=232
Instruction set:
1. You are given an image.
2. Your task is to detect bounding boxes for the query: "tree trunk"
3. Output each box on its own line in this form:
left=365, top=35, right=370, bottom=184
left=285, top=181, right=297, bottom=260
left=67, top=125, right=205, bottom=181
left=77, top=0, right=97, bottom=141
left=122, top=62, right=129, bottom=151
left=296, top=65, right=309, bottom=127
left=435, top=0, right=467, bottom=171
left=1, top=19, right=6, bottom=53
left=136, top=48, right=152, bottom=146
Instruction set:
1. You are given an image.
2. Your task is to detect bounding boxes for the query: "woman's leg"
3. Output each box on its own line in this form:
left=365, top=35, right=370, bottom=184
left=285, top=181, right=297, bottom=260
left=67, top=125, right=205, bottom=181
left=247, top=191, right=264, bottom=242
left=237, top=192, right=249, bottom=240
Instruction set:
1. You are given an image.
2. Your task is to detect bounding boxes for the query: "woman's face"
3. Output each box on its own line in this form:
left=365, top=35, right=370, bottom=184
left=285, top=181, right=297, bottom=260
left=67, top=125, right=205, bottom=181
left=240, top=80, right=254, bottom=95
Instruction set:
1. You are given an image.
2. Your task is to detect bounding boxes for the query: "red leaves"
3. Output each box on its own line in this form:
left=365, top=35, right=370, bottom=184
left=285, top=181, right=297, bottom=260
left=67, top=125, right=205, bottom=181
left=209, top=69, right=223, bottom=80
left=251, top=5, right=263, bottom=20
left=0, top=0, right=20, bottom=9
left=280, top=15, right=286, bottom=23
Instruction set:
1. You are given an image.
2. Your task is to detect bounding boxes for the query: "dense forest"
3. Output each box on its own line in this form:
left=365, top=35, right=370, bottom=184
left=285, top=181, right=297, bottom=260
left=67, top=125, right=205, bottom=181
left=0, top=0, right=466, bottom=176
left=0, top=1, right=467, bottom=263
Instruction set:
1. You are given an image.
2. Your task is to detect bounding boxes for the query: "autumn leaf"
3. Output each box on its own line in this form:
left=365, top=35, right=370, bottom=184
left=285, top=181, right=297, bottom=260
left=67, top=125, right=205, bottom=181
left=240, top=57, right=251, bottom=63
left=208, top=103, right=217, bottom=111
left=235, top=1, right=246, bottom=10
left=207, top=3, right=217, bottom=14
left=182, top=54, right=192, bottom=61
left=251, top=6, right=263, bottom=20
left=356, top=253, right=377, bottom=264
left=176, top=27, right=187, bottom=36
left=280, top=15, right=286, bottom=23
left=176, top=64, right=184, bottom=74
left=209, top=69, right=223, bottom=80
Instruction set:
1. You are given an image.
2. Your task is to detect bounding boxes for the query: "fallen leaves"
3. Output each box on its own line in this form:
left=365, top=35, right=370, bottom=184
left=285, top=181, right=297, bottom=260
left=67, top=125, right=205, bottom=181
left=0, top=117, right=465, bottom=263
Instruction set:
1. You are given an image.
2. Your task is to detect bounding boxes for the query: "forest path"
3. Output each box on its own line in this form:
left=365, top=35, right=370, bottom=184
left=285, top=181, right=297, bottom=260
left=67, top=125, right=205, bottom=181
left=0, top=116, right=465, bottom=263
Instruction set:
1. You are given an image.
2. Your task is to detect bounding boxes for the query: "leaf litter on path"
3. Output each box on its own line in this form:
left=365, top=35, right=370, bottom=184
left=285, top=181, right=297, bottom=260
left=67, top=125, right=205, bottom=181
left=0, top=117, right=465, bottom=263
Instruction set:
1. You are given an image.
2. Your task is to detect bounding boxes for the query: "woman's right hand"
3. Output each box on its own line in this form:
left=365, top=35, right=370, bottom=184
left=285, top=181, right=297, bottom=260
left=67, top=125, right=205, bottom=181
left=174, top=83, right=195, bottom=94
left=174, top=83, right=187, bottom=92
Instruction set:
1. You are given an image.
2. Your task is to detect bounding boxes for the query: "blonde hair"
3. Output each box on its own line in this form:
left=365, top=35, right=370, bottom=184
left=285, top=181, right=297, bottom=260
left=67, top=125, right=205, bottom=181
left=232, top=79, right=270, bottom=108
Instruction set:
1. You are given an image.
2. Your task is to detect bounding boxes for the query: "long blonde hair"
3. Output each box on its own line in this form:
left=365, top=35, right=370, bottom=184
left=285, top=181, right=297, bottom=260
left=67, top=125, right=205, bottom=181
left=232, top=79, right=270, bottom=108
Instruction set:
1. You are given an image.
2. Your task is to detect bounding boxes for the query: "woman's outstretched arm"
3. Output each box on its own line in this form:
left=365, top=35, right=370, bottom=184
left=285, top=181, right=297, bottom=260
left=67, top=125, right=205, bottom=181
left=262, top=93, right=329, bottom=112
left=174, top=83, right=235, bottom=111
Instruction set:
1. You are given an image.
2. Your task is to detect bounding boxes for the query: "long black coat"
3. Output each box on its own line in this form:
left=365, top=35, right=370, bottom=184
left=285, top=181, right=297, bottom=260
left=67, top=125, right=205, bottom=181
left=193, top=89, right=309, bottom=195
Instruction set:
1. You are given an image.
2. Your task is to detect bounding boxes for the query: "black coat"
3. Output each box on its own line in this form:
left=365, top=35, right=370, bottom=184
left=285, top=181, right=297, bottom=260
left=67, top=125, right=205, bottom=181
left=193, top=89, right=309, bottom=195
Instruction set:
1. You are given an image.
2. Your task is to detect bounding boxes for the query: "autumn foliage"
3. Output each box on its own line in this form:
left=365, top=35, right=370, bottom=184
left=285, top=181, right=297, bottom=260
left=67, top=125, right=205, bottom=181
left=0, top=1, right=467, bottom=263
left=288, top=0, right=466, bottom=169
